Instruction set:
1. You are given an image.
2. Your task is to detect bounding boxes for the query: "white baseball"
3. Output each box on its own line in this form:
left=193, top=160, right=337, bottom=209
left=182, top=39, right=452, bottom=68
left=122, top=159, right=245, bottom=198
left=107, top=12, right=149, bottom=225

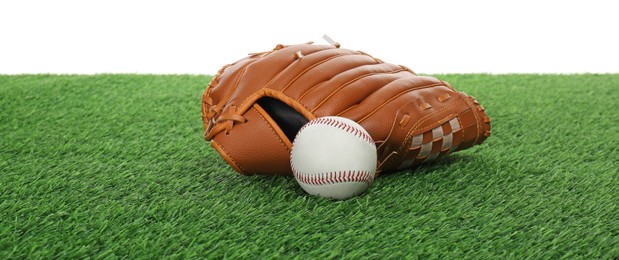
left=290, top=116, right=377, bottom=200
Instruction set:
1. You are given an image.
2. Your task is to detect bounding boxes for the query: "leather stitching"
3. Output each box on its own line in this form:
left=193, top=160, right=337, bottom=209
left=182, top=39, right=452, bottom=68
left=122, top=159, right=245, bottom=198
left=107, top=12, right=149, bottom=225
left=312, top=68, right=408, bottom=112
left=237, top=89, right=315, bottom=122
left=335, top=75, right=419, bottom=117
left=257, top=47, right=335, bottom=92
left=281, top=53, right=359, bottom=92
left=358, top=83, right=444, bottom=123
left=464, top=95, right=482, bottom=145
left=297, top=60, right=385, bottom=101
left=214, top=60, right=257, bottom=109
left=400, top=99, right=466, bottom=152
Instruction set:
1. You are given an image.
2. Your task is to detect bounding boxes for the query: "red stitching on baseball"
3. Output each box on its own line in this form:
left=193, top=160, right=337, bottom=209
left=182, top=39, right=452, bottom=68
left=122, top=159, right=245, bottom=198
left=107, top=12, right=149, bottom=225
left=292, top=168, right=374, bottom=186
left=295, top=117, right=375, bottom=147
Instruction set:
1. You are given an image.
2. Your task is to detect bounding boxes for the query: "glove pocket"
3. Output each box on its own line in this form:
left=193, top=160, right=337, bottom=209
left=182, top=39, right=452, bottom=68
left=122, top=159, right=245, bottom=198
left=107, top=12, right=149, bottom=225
left=210, top=103, right=297, bottom=176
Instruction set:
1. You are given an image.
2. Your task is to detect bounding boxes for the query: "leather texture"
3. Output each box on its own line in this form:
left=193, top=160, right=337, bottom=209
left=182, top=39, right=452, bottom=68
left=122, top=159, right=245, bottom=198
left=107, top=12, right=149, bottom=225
left=202, top=42, right=491, bottom=176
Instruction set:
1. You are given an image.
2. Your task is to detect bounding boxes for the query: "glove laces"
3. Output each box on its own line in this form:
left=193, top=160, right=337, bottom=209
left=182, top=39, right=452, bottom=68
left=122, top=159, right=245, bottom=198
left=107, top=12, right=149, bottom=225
left=204, top=105, right=247, bottom=140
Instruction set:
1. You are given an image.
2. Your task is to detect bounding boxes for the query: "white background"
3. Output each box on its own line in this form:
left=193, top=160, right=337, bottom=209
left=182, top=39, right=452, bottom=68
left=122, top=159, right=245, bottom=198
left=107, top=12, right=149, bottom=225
left=1, top=0, right=617, bottom=74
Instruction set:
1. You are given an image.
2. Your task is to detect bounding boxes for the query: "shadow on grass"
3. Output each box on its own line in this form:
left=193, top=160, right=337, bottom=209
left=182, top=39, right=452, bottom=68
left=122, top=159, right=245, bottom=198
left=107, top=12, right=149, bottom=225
left=197, top=152, right=479, bottom=182
left=195, top=151, right=497, bottom=200
left=379, top=153, right=477, bottom=179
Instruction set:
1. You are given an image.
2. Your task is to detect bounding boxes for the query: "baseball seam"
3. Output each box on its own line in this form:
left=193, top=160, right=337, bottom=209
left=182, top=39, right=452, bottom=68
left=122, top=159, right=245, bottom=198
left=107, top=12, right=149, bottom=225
left=298, top=117, right=375, bottom=146
left=292, top=167, right=374, bottom=186
left=291, top=117, right=375, bottom=186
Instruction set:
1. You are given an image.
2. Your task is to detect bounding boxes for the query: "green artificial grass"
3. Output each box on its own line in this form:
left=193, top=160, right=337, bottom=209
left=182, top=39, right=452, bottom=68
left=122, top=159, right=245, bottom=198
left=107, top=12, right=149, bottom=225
left=0, top=74, right=617, bottom=258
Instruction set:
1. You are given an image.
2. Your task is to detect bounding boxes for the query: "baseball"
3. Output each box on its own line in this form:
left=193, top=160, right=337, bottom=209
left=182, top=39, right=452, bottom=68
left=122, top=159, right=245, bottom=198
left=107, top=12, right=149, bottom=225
left=290, top=116, right=377, bottom=200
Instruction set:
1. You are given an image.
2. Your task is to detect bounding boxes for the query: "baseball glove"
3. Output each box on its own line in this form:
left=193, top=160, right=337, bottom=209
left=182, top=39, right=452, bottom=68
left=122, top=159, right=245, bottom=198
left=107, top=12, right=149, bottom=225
left=202, top=40, right=491, bottom=176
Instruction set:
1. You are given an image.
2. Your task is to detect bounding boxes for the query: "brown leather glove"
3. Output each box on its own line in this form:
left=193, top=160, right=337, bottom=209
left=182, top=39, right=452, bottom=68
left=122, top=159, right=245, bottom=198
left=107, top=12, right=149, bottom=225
left=202, top=41, right=491, bottom=176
